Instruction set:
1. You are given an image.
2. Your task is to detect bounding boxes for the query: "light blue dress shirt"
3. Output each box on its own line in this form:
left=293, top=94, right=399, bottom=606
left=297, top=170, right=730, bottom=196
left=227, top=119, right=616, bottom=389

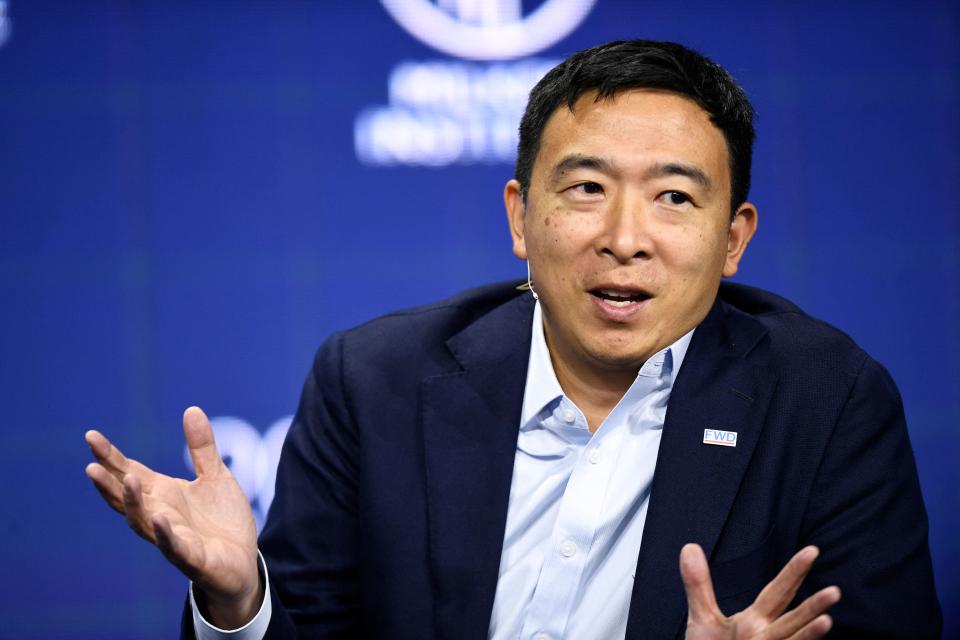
left=194, top=301, right=692, bottom=640
left=488, top=302, right=692, bottom=640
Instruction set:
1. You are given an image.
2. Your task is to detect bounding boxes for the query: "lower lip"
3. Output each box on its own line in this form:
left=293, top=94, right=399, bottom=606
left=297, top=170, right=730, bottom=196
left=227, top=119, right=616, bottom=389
left=589, top=294, right=650, bottom=322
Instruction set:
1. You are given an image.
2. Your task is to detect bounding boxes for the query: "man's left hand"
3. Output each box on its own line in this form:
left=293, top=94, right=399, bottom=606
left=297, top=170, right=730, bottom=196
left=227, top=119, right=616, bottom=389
left=681, top=544, right=841, bottom=639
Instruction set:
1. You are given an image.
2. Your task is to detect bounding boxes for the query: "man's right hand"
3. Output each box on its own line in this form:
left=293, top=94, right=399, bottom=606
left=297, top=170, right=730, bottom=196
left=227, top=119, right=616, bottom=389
left=85, top=406, right=262, bottom=629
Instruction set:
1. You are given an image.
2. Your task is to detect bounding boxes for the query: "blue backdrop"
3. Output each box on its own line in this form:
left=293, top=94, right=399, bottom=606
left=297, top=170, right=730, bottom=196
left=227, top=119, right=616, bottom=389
left=0, top=1, right=956, bottom=638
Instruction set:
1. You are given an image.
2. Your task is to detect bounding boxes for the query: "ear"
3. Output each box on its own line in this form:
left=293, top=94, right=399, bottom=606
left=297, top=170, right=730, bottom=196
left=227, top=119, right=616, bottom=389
left=722, top=202, right=758, bottom=278
left=504, top=179, right=528, bottom=260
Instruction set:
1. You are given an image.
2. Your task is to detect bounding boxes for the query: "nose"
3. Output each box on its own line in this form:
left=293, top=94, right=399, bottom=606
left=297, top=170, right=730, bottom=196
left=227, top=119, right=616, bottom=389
left=596, top=191, right=653, bottom=263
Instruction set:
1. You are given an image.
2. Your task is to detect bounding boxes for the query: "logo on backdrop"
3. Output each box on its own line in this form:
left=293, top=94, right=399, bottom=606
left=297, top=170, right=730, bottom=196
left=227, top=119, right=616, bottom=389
left=356, top=1, right=598, bottom=167
left=0, top=2, right=11, bottom=49
left=183, top=415, right=292, bottom=531
left=355, top=58, right=557, bottom=166
left=380, top=0, right=598, bottom=61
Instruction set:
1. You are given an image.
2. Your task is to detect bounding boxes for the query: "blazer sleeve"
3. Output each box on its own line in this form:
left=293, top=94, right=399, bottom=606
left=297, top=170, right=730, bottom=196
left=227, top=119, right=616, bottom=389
left=798, top=355, right=941, bottom=638
left=182, top=332, right=363, bottom=639
left=263, top=331, right=363, bottom=637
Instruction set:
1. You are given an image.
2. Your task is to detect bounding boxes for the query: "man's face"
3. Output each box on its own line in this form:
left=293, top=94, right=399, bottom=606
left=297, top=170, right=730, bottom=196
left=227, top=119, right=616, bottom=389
left=505, top=89, right=757, bottom=379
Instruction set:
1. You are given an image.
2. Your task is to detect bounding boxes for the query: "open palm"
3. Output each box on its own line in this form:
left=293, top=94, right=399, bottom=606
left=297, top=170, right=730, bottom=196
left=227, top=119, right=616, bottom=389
left=85, top=406, right=261, bottom=626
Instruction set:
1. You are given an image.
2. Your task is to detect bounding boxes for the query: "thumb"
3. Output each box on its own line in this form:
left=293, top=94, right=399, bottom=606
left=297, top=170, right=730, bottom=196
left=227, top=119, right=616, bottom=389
left=183, top=406, right=222, bottom=477
left=680, top=543, right=722, bottom=625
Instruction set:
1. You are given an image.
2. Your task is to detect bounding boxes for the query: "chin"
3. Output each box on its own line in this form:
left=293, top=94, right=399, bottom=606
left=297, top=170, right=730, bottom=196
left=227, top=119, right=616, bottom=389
left=586, top=344, right=655, bottom=371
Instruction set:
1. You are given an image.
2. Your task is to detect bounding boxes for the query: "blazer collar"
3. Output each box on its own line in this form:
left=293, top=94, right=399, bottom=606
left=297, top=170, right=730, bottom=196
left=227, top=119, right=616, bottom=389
left=625, top=292, right=778, bottom=638
left=421, top=290, right=535, bottom=640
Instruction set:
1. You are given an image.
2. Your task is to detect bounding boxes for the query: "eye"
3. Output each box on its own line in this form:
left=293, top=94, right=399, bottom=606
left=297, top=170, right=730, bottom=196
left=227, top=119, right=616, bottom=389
left=658, top=191, right=694, bottom=207
left=572, top=181, right=604, bottom=196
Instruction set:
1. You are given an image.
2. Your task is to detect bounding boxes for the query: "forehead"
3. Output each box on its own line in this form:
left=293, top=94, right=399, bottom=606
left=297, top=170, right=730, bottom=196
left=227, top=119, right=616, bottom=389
left=534, top=89, right=730, bottom=187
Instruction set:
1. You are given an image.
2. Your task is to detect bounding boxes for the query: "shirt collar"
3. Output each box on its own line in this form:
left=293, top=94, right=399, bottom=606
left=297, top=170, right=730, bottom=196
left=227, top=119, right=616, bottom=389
left=520, top=300, right=695, bottom=429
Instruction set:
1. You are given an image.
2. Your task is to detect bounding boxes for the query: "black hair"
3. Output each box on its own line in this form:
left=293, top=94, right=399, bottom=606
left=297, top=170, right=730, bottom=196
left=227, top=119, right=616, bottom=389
left=515, top=40, right=755, bottom=215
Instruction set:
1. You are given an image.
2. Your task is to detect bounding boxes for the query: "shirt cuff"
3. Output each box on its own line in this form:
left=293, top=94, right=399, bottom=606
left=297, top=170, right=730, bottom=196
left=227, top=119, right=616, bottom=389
left=190, top=551, right=272, bottom=640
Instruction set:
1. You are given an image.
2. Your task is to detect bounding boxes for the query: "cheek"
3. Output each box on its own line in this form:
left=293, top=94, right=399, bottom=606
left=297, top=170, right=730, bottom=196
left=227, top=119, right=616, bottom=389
left=529, top=219, right=596, bottom=288
left=659, top=226, right=726, bottom=279
left=536, top=212, right=592, bottom=252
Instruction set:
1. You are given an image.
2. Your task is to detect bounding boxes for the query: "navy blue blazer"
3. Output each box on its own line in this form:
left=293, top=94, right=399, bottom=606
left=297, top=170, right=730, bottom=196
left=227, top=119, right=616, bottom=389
left=183, top=281, right=940, bottom=639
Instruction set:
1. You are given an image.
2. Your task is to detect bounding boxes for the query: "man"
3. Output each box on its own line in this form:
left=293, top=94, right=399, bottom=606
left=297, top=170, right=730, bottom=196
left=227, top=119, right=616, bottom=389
left=85, top=40, right=941, bottom=638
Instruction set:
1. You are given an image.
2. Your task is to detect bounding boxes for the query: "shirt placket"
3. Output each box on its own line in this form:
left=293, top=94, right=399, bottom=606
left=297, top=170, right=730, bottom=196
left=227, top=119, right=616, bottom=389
left=519, top=401, right=628, bottom=640
left=518, top=353, right=669, bottom=640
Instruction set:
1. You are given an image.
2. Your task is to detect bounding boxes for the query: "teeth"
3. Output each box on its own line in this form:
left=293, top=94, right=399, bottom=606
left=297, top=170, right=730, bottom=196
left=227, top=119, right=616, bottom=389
left=603, top=298, right=635, bottom=307
left=600, top=289, right=636, bottom=299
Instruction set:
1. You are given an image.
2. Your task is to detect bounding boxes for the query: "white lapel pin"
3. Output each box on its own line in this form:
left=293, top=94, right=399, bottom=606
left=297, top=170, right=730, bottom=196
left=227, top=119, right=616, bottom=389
left=703, top=429, right=737, bottom=447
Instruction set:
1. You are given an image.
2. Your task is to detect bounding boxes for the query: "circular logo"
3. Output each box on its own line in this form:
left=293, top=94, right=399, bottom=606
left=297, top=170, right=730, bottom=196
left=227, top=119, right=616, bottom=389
left=381, top=0, right=598, bottom=61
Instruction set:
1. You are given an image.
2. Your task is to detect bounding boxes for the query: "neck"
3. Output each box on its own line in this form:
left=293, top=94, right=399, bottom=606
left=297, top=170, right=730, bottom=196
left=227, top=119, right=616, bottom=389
left=545, top=339, right=637, bottom=433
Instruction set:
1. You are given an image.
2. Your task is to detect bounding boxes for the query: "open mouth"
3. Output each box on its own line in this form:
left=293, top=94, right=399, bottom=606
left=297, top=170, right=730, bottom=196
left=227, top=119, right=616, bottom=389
left=589, top=289, right=652, bottom=307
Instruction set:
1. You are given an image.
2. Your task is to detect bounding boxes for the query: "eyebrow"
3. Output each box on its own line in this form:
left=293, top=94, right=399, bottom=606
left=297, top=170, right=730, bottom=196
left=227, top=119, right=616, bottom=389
left=643, top=162, right=712, bottom=190
left=548, top=154, right=617, bottom=185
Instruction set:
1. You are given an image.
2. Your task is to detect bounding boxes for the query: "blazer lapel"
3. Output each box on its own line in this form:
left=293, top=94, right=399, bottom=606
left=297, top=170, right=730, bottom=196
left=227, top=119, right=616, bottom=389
left=626, top=296, right=779, bottom=639
left=421, top=292, right=534, bottom=640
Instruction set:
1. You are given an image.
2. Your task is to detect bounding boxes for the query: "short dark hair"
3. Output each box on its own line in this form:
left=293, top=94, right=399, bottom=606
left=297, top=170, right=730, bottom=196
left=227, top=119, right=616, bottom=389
left=515, top=40, right=755, bottom=215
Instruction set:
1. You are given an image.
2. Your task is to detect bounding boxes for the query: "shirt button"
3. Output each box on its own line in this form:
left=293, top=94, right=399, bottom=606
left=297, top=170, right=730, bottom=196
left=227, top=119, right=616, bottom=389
left=561, top=410, right=576, bottom=423
left=535, top=634, right=549, bottom=640
left=588, top=448, right=601, bottom=464
left=560, top=540, right=576, bottom=557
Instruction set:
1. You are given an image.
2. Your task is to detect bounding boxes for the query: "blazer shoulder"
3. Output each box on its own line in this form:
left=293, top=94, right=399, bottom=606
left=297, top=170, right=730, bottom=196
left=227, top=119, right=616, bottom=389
left=718, top=282, right=869, bottom=376
left=316, top=280, right=528, bottom=379
left=348, top=279, right=524, bottom=342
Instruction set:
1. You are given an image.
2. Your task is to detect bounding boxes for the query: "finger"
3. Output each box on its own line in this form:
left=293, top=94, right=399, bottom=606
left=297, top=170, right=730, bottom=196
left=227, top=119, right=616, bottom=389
left=87, top=431, right=160, bottom=494
left=680, top=543, right=723, bottom=624
left=183, top=406, right=222, bottom=477
left=122, top=473, right=156, bottom=543
left=85, top=430, right=130, bottom=479
left=153, top=512, right=202, bottom=581
left=786, top=614, right=833, bottom=640
left=86, top=462, right=125, bottom=513
left=751, top=545, right=819, bottom=618
left=769, top=586, right=840, bottom=639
